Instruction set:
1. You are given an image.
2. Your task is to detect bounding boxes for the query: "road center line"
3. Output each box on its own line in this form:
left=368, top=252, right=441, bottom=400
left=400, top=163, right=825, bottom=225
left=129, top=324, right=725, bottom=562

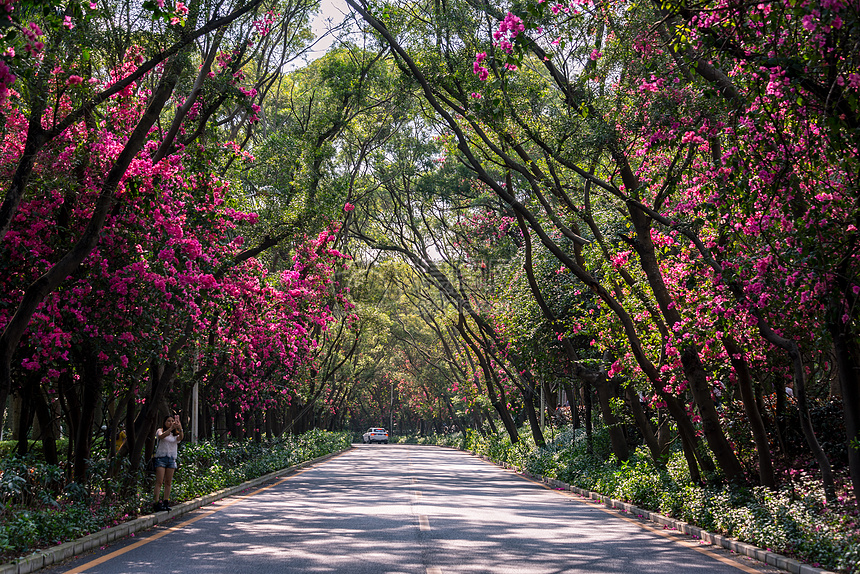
left=418, top=514, right=430, bottom=531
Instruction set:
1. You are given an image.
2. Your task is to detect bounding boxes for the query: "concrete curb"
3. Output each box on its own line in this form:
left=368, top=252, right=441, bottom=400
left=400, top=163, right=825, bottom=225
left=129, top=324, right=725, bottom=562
left=469, top=452, right=835, bottom=574
left=0, top=447, right=352, bottom=574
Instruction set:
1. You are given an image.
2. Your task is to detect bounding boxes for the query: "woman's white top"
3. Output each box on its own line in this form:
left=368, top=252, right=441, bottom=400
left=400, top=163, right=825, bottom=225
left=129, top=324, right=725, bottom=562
left=154, top=430, right=180, bottom=458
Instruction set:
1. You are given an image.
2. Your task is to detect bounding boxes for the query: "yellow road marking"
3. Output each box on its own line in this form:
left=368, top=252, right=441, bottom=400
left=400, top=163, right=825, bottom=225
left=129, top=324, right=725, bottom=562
left=511, top=470, right=761, bottom=574
left=427, top=567, right=443, bottom=574
left=418, top=515, right=430, bottom=531
left=62, top=454, right=343, bottom=574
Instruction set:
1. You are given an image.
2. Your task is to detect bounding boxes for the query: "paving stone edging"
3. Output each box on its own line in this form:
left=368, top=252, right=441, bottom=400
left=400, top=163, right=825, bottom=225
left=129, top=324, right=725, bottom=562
left=0, top=447, right=353, bottom=574
left=465, top=450, right=836, bottom=574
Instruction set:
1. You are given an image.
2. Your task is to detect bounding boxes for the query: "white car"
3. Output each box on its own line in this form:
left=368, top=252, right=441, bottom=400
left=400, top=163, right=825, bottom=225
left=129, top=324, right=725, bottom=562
left=362, top=427, right=389, bottom=444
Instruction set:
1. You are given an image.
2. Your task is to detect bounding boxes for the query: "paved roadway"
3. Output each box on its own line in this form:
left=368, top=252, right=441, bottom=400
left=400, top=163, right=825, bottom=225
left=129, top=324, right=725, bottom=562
left=48, top=445, right=782, bottom=574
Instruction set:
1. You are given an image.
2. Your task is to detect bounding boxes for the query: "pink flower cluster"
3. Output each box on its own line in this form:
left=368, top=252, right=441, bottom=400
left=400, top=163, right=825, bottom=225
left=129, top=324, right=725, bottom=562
left=22, top=21, right=44, bottom=56
left=170, top=0, right=188, bottom=25
left=473, top=52, right=489, bottom=81
left=253, top=10, right=279, bottom=37
left=0, top=59, right=15, bottom=103
left=0, top=54, right=355, bottom=414
left=492, top=11, right=525, bottom=54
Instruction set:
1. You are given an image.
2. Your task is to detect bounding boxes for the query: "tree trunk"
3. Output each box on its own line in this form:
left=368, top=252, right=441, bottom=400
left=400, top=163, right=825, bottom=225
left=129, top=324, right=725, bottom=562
left=828, top=318, right=860, bottom=505
left=14, top=389, right=34, bottom=457
left=253, top=410, right=262, bottom=443
left=594, top=375, right=629, bottom=462
left=629, top=204, right=745, bottom=483
left=679, top=346, right=746, bottom=482
left=73, top=352, right=102, bottom=484
left=756, top=320, right=836, bottom=502
left=130, top=360, right=177, bottom=469
left=584, top=379, right=593, bottom=454
left=625, top=385, right=662, bottom=464
left=57, top=370, right=80, bottom=461
left=483, top=408, right=498, bottom=435
left=32, top=387, right=59, bottom=465
left=491, top=376, right=520, bottom=443
left=722, top=336, right=776, bottom=488
left=456, top=317, right=519, bottom=443
left=521, top=384, right=546, bottom=448
left=563, top=380, right=579, bottom=429
left=545, top=380, right=558, bottom=418
left=657, top=408, right=672, bottom=455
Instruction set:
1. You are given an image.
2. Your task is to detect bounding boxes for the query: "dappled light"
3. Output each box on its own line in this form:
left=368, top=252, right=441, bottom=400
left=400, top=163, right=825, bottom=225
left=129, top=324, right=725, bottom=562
left=1, top=0, right=859, bottom=570
left=48, top=447, right=767, bottom=574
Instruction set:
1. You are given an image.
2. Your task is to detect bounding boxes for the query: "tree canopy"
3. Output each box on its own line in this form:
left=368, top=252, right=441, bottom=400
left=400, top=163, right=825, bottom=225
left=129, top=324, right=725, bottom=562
left=1, top=0, right=858, bottom=521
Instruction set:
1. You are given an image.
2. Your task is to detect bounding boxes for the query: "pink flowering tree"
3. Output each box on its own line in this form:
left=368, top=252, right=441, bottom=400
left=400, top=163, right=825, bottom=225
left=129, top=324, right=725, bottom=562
left=0, top=0, right=349, bottom=481
left=1, top=86, right=355, bottom=478
left=346, top=0, right=859, bottom=502
left=0, top=0, right=324, bottom=418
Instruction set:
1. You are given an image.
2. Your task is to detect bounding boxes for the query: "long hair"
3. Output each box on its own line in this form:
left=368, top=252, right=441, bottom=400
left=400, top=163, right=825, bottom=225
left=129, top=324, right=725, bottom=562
left=162, top=414, right=179, bottom=436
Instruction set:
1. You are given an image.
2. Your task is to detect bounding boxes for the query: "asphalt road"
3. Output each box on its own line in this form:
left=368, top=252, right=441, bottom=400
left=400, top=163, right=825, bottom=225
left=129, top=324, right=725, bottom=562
left=48, top=444, right=782, bottom=574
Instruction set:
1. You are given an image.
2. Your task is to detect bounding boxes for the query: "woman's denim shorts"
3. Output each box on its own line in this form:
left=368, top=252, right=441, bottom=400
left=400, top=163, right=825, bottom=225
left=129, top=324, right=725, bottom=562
left=154, top=456, right=177, bottom=469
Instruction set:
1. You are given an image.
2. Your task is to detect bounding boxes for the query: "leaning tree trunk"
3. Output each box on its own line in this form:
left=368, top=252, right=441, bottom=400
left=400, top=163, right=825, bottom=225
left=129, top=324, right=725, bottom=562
left=563, top=381, right=579, bottom=429
left=345, top=0, right=710, bottom=482
left=456, top=317, right=519, bottom=443
left=625, top=384, right=662, bottom=464
left=491, top=375, right=520, bottom=444
left=722, top=336, right=776, bottom=488
left=758, top=321, right=836, bottom=502
left=828, top=316, right=860, bottom=505
left=33, top=386, right=59, bottom=465
left=0, top=58, right=186, bottom=416
left=628, top=203, right=746, bottom=483
left=583, top=378, right=593, bottom=454
left=521, top=382, right=547, bottom=448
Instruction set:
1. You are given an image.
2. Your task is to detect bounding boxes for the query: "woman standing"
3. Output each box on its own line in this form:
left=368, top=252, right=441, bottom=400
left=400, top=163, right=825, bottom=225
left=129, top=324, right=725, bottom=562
left=153, top=414, right=183, bottom=512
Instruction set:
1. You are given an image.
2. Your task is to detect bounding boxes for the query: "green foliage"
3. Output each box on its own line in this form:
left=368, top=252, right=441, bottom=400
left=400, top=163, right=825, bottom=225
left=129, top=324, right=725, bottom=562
left=0, top=431, right=350, bottom=562
left=423, top=426, right=860, bottom=574
left=0, top=455, right=143, bottom=559
left=0, top=456, right=64, bottom=507
left=0, top=440, right=69, bottom=460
